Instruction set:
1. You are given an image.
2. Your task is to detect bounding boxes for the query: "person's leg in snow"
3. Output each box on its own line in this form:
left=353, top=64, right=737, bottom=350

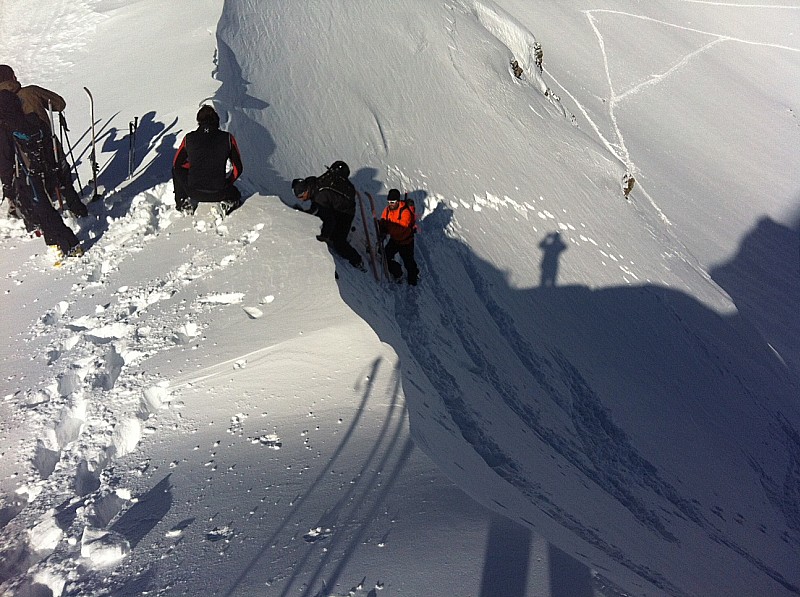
left=398, top=241, right=419, bottom=285
left=330, top=210, right=363, bottom=269
left=171, top=167, right=194, bottom=213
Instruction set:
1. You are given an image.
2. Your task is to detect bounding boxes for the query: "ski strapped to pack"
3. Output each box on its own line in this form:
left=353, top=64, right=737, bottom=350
left=365, top=191, right=391, bottom=280
left=45, top=100, right=66, bottom=210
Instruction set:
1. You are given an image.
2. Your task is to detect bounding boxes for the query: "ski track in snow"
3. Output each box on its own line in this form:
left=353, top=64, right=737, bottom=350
left=543, top=3, right=800, bottom=287
left=382, top=233, right=688, bottom=596
left=0, top=184, right=269, bottom=593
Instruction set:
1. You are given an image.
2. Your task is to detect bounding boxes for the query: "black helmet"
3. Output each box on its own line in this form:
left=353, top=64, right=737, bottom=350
left=292, top=176, right=317, bottom=197
left=327, top=160, right=350, bottom=179
left=196, top=104, right=220, bottom=127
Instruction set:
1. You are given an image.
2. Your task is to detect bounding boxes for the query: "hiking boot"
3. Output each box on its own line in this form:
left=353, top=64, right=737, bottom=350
left=176, top=199, right=195, bottom=215
left=219, top=198, right=241, bottom=217
left=49, top=245, right=64, bottom=260
left=66, top=244, right=84, bottom=259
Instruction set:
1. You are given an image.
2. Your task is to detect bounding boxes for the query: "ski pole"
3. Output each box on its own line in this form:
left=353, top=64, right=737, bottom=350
left=84, top=87, right=101, bottom=202
left=58, top=112, right=83, bottom=197
left=128, top=116, right=138, bottom=179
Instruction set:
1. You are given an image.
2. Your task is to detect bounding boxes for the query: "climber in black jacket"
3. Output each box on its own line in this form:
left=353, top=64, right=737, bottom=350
left=172, top=104, right=243, bottom=216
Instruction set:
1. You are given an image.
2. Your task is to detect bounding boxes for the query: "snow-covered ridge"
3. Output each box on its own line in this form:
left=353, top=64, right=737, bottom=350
left=0, top=0, right=798, bottom=595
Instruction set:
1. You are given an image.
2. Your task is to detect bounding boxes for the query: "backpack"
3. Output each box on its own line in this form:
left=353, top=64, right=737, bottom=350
left=316, top=162, right=355, bottom=201
left=400, top=193, right=418, bottom=234
left=0, top=92, right=60, bottom=231
left=13, top=129, right=53, bottom=179
left=327, top=160, right=350, bottom=179
left=0, top=91, right=56, bottom=186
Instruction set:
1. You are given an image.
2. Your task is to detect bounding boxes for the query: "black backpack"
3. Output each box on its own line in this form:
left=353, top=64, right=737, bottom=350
left=0, top=91, right=55, bottom=182
left=0, top=90, right=59, bottom=229
left=316, top=161, right=355, bottom=201
left=327, top=160, right=350, bottom=179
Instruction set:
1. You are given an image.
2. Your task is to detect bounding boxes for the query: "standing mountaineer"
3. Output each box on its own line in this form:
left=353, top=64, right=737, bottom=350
left=292, top=161, right=364, bottom=270
left=0, top=64, right=88, bottom=218
left=172, top=105, right=243, bottom=217
left=379, top=189, right=418, bottom=285
left=0, top=90, right=82, bottom=260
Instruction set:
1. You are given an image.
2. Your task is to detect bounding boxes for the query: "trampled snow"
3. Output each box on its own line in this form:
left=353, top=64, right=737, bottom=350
left=0, top=1, right=798, bottom=596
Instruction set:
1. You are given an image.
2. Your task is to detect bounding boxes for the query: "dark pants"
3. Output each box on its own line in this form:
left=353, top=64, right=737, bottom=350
left=13, top=174, right=79, bottom=253
left=317, top=206, right=362, bottom=267
left=172, top=167, right=241, bottom=212
left=385, top=238, right=418, bottom=285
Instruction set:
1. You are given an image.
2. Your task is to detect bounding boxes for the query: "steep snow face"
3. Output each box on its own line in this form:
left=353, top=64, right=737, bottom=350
left=213, top=1, right=800, bottom=596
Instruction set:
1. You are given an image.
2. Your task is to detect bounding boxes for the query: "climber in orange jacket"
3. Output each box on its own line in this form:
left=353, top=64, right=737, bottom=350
left=378, top=188, right=419, bottom=285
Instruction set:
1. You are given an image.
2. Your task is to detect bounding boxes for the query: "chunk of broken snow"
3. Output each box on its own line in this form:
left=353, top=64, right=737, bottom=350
left=80, top=527, right=130, bottom=568
left=27, top=510, right=63, bottom=553
left=85, top=323, right=132, bottom=344
left=141, top=385, right=170, bottom=415
left=32, top=569, right=67, bottom=597
left=15, top=483, right=43, bottom=502
left=243, top=307, right=263, bottom=319
left=109, top=418, right=141, bottom=457
left=66, top=316, right=99, bottom=331
left=174, top=322, right=199, bottom=344
left=198, top=293, right=244, bottom=305
left=205, top=526, right=233, bottom=542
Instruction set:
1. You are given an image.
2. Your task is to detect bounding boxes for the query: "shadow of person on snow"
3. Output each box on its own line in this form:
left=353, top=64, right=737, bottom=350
left=538, top=231, right=567, bottom=287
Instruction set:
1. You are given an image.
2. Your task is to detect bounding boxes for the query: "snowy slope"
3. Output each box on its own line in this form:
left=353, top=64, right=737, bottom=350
left=0, top=1, right=798, bottom=596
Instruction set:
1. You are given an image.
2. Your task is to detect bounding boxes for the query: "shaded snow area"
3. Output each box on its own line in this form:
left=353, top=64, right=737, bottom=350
left=1, top=1, right=799, bottom=596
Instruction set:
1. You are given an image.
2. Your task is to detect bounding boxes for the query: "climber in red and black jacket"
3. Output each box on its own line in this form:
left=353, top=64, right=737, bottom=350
left=172, top=104, right=243, bottom=216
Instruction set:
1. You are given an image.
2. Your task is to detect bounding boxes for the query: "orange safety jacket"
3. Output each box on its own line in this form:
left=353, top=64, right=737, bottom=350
left=380, top=201, right=415, bottom=245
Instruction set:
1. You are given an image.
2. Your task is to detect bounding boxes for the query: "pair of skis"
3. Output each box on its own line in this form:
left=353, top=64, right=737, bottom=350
left=49, top=87, right=100, bottom=204
left=356, top=191, right=390, bottom=282
left=36, top=90, right=99, bottom=214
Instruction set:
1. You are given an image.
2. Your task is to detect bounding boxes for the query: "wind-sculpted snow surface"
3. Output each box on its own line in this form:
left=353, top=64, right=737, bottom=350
left=338, top=169, right=800, bottom=597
